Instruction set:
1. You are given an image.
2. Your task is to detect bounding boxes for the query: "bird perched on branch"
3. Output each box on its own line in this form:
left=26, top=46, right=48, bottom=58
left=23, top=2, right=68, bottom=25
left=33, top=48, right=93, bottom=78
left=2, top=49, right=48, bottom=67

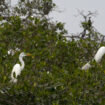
left=88, top=17, right=92, bottom=28
left=10, top=52, right=32, bottom=83
left=82, top=46, right=105, bottom=70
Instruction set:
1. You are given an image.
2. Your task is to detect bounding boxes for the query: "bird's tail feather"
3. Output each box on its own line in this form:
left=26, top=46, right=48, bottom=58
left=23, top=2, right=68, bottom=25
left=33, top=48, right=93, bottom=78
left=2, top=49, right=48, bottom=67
left=10, top=78, right=17, bottom=83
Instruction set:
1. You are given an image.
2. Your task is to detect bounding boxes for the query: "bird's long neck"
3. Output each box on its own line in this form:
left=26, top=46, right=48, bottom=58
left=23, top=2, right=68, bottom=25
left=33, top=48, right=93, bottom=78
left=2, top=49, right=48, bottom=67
left=19, top=56, right=25, bottom=70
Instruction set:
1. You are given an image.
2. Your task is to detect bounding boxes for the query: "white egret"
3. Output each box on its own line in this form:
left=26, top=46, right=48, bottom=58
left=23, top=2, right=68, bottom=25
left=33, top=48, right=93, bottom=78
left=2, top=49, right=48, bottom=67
left=10, top=52, right=31, bottom=83
left=94, top=46, right=105, bottom=63
left=82, top=46, right=105, bottom=70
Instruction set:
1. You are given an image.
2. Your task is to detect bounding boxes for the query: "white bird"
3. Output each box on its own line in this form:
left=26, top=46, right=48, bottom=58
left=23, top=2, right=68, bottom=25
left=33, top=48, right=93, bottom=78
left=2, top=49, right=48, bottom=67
left=82, top=46, right=105, bottom=70
left=10, top=52, right=31, bottom=83
left=94, top=46, right=105, bottom=63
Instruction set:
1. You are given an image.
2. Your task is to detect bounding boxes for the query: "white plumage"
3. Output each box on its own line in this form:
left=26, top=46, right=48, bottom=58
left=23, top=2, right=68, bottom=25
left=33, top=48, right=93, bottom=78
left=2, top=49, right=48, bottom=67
left=82, top=46, right=105, bottom=70
left=81, top=62, right=91, bottom=70
left=11, top=64, right=21, bottom=83
left=10, top=52, right=31, bottom=83
left=94, top=46, right=105, bottom=63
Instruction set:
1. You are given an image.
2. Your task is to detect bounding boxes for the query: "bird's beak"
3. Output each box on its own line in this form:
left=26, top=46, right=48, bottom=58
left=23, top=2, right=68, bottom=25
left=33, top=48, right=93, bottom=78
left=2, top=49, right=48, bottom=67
left=26, top=53, right=34, bottom=58
left=26, top=53, right=32, bottom=56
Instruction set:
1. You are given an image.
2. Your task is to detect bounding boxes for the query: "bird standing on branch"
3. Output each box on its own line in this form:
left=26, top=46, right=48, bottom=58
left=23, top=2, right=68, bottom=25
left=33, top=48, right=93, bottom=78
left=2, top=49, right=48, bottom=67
left=82, top=46, right=105, bottom=70
left=88, top=17, right=92, bottom=28
left=10, top=52, right=32, bottom=83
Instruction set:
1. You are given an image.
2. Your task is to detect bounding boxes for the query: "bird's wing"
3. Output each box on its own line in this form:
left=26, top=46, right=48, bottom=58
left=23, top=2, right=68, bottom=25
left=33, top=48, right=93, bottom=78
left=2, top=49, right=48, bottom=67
left=12, top=64, right=21, bottom=77
left=12, top=64, right=20, bottom=71
left=94, top=47, right=105, bottom=63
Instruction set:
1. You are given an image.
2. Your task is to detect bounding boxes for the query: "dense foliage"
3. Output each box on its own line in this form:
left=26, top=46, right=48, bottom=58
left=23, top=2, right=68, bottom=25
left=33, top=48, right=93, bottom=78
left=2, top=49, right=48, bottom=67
left=0, top=0, right=105, bottom=105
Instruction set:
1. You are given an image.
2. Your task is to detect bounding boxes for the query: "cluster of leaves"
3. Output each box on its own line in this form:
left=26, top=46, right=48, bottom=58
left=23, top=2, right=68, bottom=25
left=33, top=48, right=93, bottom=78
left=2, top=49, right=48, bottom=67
left=1, top=0, right=105, bottom=105
left=14, top=0, right=55, bottom=16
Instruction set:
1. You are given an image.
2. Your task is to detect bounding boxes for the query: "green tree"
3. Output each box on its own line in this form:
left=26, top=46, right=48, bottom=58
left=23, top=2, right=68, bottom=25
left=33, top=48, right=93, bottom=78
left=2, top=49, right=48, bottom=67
left=1, top=1, right=105, bottom=105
